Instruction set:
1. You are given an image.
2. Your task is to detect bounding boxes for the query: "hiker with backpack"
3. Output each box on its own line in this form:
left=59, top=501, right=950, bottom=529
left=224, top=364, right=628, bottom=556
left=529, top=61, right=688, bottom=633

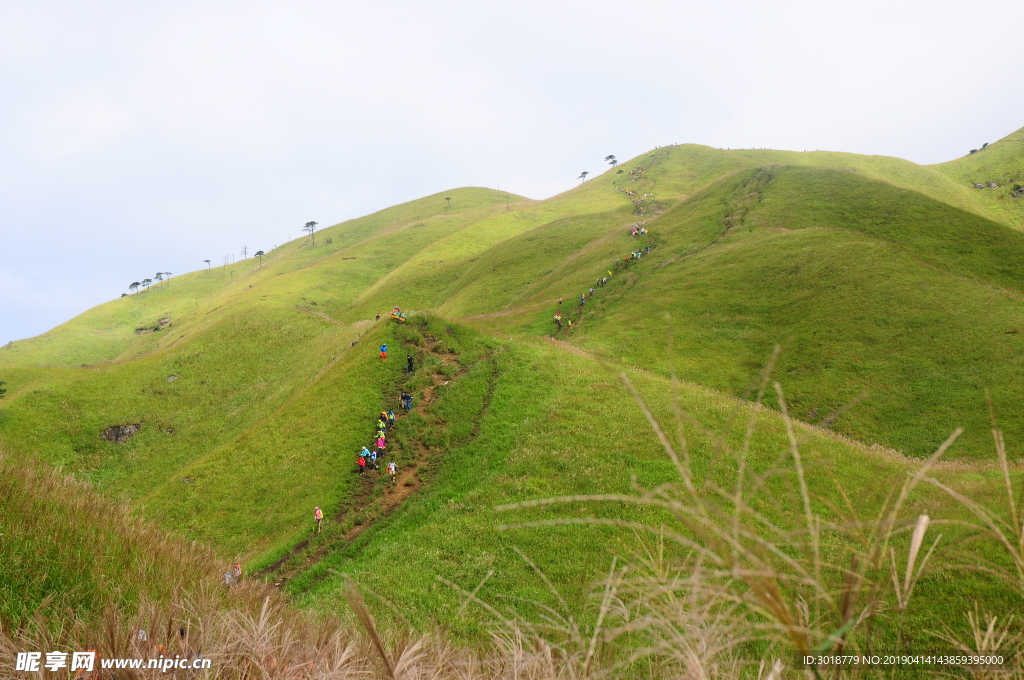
left=314, top=506, right=324, bottom=533
left=401, top=391, right=413, bottom=411
left=369, top=448, right=379, bottom=470
left=357, top=454, right=367, bottom=474
left=386, top=410, right=396, bottom=426
left=379, top=344, right=388, bottom=361
left=387, top=460, right=397, bottom=483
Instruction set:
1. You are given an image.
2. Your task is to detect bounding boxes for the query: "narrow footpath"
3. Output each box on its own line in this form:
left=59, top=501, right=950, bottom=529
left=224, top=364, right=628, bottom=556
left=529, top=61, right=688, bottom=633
left=258, top=335, right=466, bottom=587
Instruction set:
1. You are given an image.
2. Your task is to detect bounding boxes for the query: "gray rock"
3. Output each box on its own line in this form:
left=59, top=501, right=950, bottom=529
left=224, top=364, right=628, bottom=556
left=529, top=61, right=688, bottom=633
left=974, top=183, right=985, bottom=189
left=101, top=423, right=141, bottom=443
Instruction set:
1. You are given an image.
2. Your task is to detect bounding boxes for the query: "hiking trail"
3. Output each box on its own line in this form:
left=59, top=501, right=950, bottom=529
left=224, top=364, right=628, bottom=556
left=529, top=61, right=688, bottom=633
left=258, top=332, right=470, bottom=587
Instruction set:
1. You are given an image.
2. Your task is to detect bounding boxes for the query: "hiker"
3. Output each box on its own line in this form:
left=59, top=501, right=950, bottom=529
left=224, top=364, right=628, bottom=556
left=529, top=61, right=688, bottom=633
left=233, top=563, right=242, bottom=582
left=369, top=448, right=379, bottom=470
left=379, top=344, right=388, bottom=361
left=579, top=294, right=586, bottom=306
left=645, top=246, right=650, bottom=253
left=375, top=313, right=381, bottom=320
left=589, top=287, right=595, bottom=295
left=376, top=434, right=386, bottom=450
left=357, top=454, right=366, bottom=474
left=554, top=312, right=562, bottom=330
left=387, top=460, right=397, bottom=483
left=557, top=296, right=563, bottom=305
left=406, top=355, right=415, bottom=373
left=386, top=410, right=396, bottom=426
left=314, top=506, right=324, bottom=533
left=223, top=571, right=234, bottom=588
left=401, top=391, right=413, bottom=411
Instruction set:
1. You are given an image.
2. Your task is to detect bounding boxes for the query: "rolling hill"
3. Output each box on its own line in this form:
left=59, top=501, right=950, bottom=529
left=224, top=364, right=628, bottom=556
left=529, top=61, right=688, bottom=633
left=3, top=125, right=1024, bottom=647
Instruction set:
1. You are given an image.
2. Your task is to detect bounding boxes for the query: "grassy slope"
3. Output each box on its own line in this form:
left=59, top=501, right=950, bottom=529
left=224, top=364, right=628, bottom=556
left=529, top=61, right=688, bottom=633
left=932, top=125, right=1024, bottom=228
left=2, top=128, right=1024, bottom=637
left=289, top=331, right=1010, bottom=641
left=0, top=452, right=225, bottom=625
left=451, top=165, right=1024, bottom=458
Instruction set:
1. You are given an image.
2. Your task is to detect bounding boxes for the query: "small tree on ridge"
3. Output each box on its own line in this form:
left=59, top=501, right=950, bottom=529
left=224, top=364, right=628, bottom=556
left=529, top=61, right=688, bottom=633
left=303, top=221, right=318, bottom=245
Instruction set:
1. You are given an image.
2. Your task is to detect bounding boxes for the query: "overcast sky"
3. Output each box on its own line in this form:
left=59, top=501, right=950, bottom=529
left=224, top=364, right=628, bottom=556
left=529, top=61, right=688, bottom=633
left=2, top=0, right=1022, bottom=342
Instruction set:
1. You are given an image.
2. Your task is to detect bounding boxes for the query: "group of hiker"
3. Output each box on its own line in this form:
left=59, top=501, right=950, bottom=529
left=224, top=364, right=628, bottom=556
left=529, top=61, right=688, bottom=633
left=554, top=285, right=598, bottom=330
left=356, top=410, right=398, bottom=479
left=552, top=223, right=656, bottom=333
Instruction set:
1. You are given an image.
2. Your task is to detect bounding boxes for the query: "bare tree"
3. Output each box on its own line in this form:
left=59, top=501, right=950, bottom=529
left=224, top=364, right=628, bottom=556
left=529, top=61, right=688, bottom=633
left=241, top=245, right=248, bottom=259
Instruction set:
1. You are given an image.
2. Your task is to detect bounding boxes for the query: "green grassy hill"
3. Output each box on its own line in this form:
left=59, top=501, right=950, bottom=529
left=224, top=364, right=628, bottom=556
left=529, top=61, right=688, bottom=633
left=933, top=125, right=1024, bottom=228
left=3, top=125, right=1024, bottom=648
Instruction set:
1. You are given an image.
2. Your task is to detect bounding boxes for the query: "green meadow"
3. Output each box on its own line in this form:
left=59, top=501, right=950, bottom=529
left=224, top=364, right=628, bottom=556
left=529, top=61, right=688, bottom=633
left=3, top=125, right=1024, bottom=665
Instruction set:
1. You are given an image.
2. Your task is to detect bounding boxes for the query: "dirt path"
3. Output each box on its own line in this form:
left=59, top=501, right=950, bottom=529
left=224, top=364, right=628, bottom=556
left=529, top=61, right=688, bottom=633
left=258, top=336, right=464, bottom=586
